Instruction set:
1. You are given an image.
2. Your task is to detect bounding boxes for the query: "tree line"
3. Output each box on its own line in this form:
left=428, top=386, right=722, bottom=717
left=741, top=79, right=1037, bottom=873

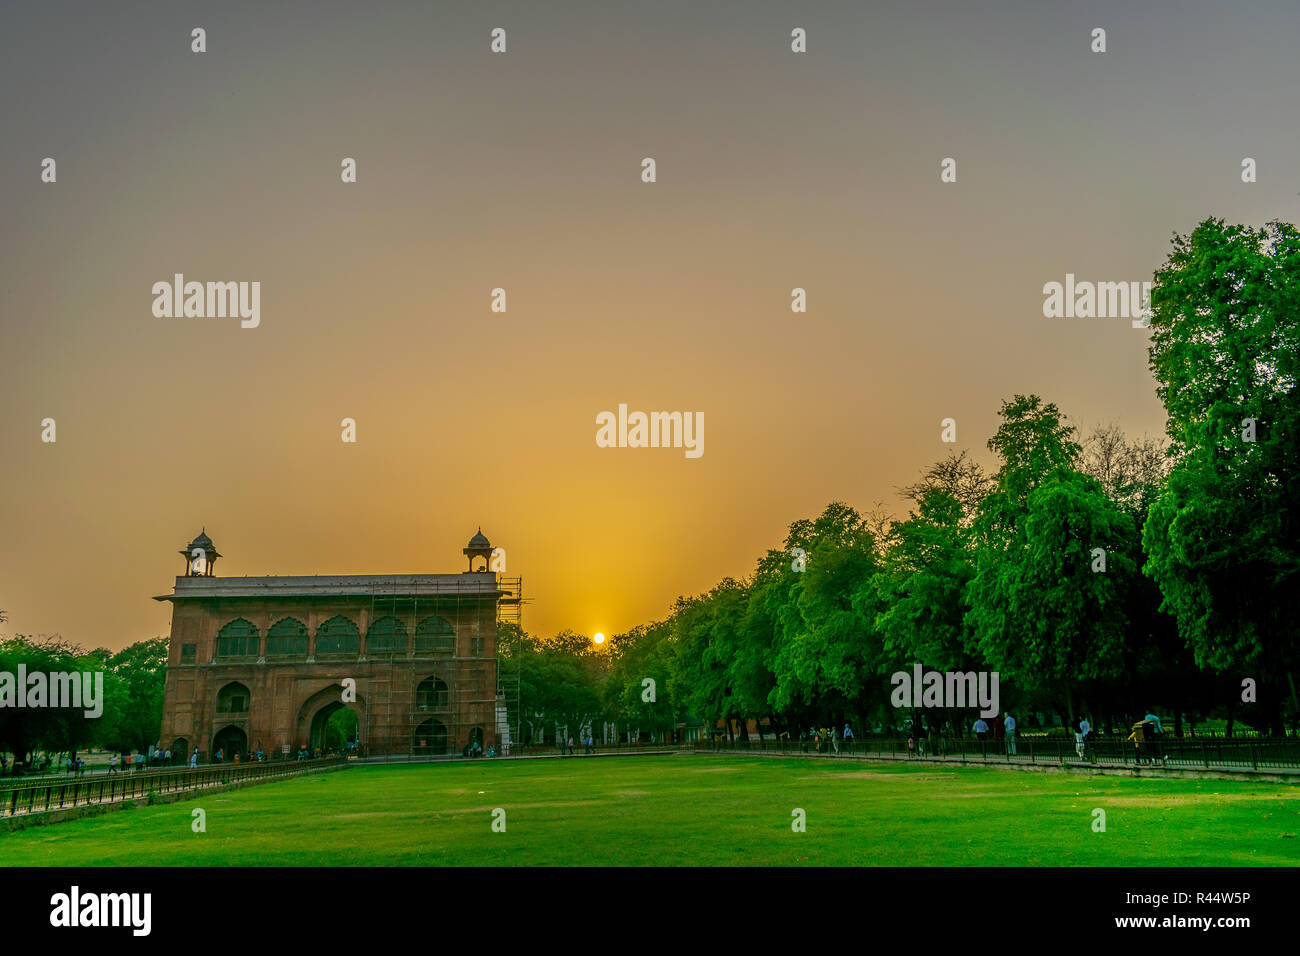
left=0, top=625, right=168, bottom=772
left=506, top=218, right=1300, bottom=743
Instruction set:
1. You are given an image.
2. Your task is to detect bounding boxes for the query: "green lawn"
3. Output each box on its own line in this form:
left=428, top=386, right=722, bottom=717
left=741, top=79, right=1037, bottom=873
left=5, top=754, right=1299, bottom=866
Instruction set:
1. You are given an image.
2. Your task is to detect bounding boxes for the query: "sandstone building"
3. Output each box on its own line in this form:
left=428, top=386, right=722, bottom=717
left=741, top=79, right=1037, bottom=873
left=156, top=529, right=519, bottom=759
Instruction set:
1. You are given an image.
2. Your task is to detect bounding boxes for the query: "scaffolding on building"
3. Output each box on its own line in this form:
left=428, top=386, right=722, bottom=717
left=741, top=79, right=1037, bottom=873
left=495, top=576, right=523, bottom=755
left=350, top=575, right=523, bottom=757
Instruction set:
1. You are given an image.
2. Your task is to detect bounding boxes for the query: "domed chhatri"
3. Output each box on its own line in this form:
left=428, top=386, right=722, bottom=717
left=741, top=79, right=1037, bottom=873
left=464, top=527, right=493, bottom=572
left=179, top=527, right=221, bottom=577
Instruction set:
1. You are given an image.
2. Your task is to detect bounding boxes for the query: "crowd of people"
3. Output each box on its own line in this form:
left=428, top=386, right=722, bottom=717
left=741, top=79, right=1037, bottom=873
left=798, top=725, right=855, bottom=754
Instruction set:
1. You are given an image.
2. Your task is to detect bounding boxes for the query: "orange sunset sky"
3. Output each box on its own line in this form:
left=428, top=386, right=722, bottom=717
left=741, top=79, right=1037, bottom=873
left=2, top=0, right=1299, bottom=650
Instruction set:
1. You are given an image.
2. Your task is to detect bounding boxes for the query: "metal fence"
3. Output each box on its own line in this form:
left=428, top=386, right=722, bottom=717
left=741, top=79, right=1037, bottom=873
left=692, top=734, right=1300, bottom=771
left=1, top=756, right=346, bottom=819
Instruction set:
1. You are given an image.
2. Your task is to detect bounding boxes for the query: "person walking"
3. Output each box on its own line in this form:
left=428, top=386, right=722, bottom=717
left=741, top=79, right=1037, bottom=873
left=843, top=723, right=854, bottom=753
left=1144, top=711, right=1165, bottom=763
left=830, top=727, right=839, bottom=754
left=190, top=748, right=199, bottom=769
left=1079, top=715, right=1093, bottom=762
left=1004, top=712, right=1017, bottom=756
left=108, top=753, right=119, bottom=774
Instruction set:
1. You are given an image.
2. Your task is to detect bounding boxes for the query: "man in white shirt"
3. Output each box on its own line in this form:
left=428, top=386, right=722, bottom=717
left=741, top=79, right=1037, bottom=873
left=1003, top=713, right=1017, bottom=755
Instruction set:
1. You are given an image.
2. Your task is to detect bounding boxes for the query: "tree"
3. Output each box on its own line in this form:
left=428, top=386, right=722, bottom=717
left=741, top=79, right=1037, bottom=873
left=899, top=450, right=995, bottom=524
left=0, top=635, right=105, bottom=770
left=768, top=504, right=883, bottom=727
left=1079, top=423, right=1169, bottom=519
left=966, top=397, right=1135, bottom=719
left=515, top=630, right=606, bottom=745
left=94, top=637, right=168, bottom=752
left=604, top=621, right=679, bottom=741
left=869, top=487, right=977, bottom=674
left=1143, top=218, right=1300, bottom=732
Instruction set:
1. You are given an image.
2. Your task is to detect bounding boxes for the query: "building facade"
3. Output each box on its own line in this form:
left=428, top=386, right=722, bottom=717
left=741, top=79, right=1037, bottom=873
left=156, top=528, right=517, bottom=759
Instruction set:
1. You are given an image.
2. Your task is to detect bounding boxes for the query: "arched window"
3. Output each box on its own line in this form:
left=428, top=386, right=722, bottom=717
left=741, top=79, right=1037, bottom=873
left=414, top=616, right=455, bottom=654
left=216, top=682, right=251, bottom=714
left=413, top=719, right=447, bottom=754
left=266, top=618, right=308, bottom=657
left=416, top=676, right=449, bottom=710
left=315, top=616, right=360, bottom=656
left=366, top=615, right=408, bottom=655
left=216, top=619, right=259, bottom=658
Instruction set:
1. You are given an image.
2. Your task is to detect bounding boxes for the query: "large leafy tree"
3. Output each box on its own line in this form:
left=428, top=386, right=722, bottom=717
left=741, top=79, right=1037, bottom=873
left=768, top=503, right=883, bottom=726
left=91, top=637, right=169, bottom=752
left=1143, top=219, right=1300, bottom=731
left=0, top=635, right=109, bottom=770
left=672, top=580, right=751, bottom=737
left=604, top=620, right=680, bottom=741
left=869, top=487, right=977, bottom=674
left=966, top=397, right=1135, bottom=719
left=514, top=629, right=606, bottom=744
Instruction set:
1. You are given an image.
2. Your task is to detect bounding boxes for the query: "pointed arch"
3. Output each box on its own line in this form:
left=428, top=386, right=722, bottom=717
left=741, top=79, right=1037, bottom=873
left=216, top=618, right=259, bottom=658
left=315, top=615, right=360, bottom=656
left=414, top=615, right=455, bottom=654
left=266, top=617, right=308, bottom=657
left=366, top=615, right=408, bottom=655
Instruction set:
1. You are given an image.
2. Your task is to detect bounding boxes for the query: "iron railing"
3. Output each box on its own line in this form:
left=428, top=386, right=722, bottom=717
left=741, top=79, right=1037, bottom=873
left=692, top=734, right=1300, bottom=771
left=1, top=756, right=346, bottom=819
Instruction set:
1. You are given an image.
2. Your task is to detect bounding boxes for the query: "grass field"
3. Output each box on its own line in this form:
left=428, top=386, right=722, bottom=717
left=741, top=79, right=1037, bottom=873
left=5, top=754, right=1299, bottom=866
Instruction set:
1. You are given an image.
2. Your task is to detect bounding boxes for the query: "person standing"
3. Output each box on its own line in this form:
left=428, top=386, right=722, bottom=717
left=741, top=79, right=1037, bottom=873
left=1079, top=716, right=1093, bottom=761
left=1004, top=712, right=1017, bottom=755
left=842, top=724, right=854, bottom=753
left=973, top=717, right=989, bottom=740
